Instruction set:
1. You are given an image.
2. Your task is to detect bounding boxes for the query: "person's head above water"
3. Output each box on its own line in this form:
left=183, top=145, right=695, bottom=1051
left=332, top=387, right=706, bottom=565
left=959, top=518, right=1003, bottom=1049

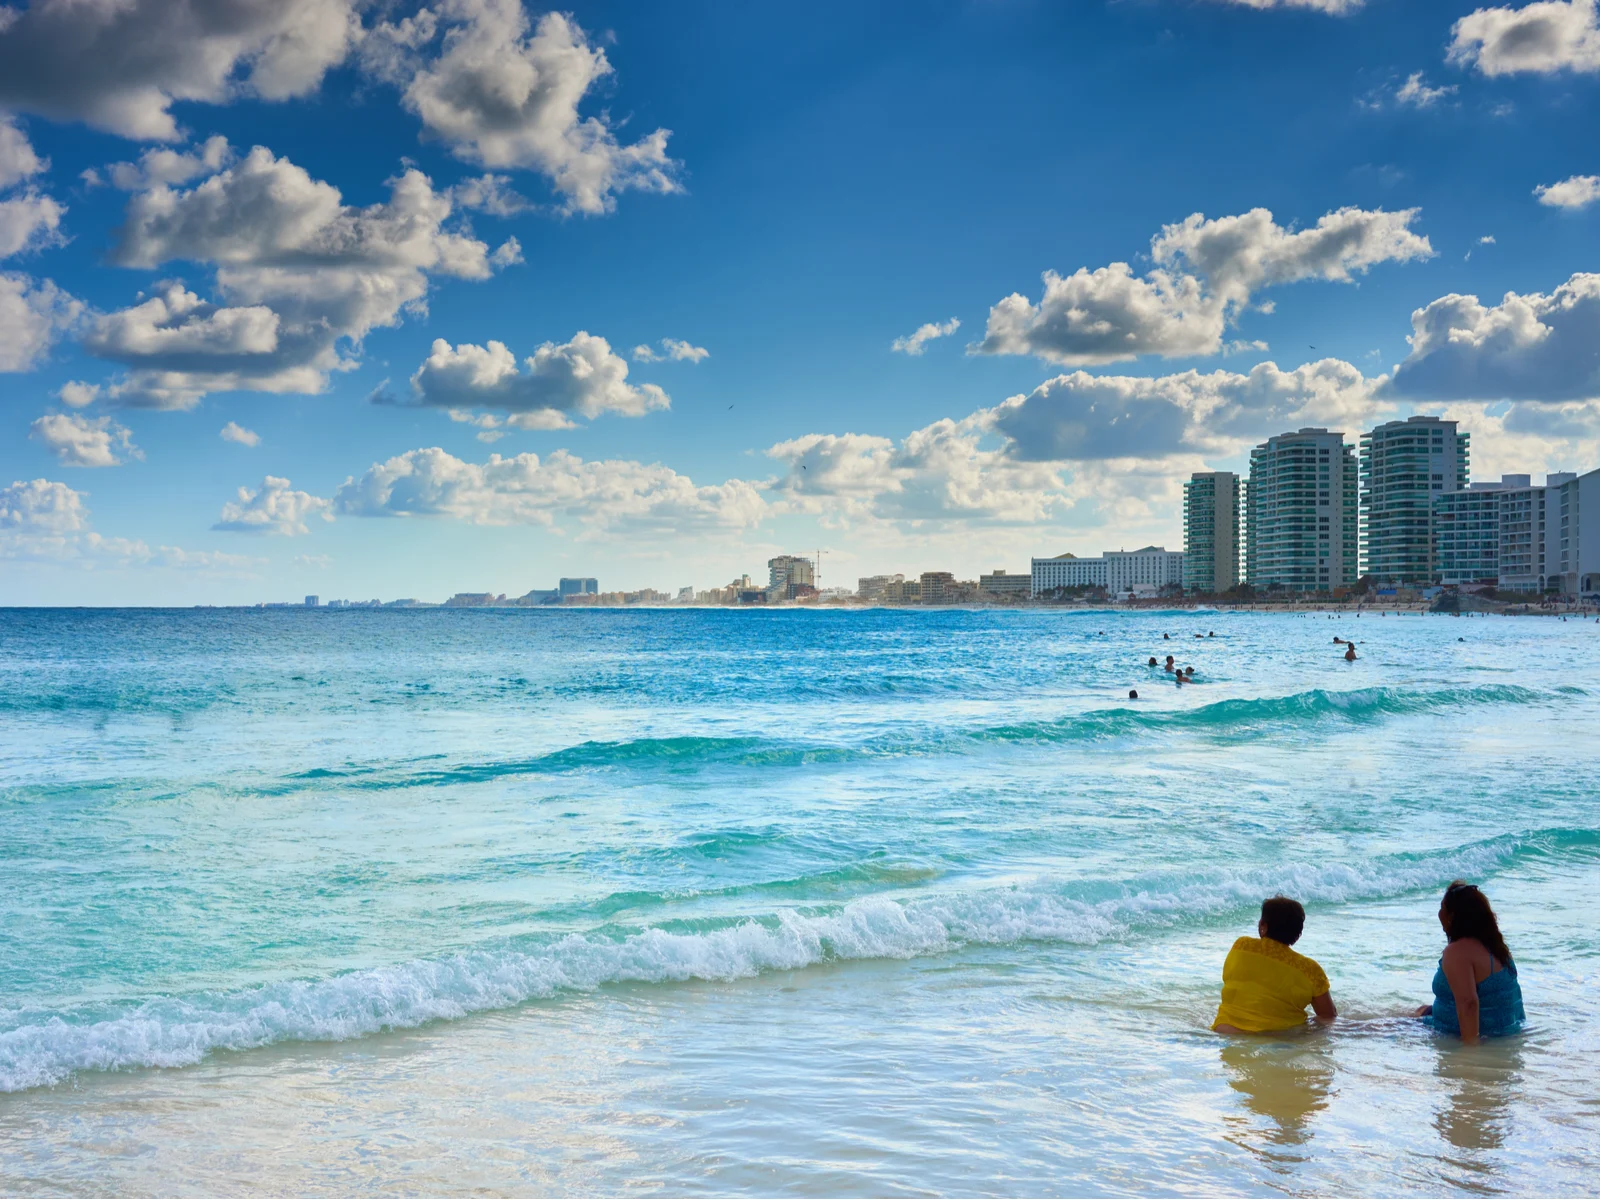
left=1128, top=689, right=1138, bottom=699
left=1258, top=896, right=1306, bottom=946
left=1148, top=656, right=1158, bottom=666
left=1184, top=666, right=1194, bottom=676
left=1440, top=881, right=1512, bottom=964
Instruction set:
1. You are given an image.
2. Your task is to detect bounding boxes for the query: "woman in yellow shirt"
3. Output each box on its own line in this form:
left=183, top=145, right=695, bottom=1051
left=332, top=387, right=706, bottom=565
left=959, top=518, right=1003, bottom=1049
left=1214, top=897, right=1338, bottom=1033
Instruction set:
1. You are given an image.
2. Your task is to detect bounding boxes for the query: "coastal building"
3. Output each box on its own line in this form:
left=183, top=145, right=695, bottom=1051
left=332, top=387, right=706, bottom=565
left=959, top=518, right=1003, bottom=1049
left=1498, top=474, right=1573, bottom=593
left=768, top=555, right=816, bottom=599
left=1245, top=428, right=1359, bottom=592
left=1105, top=547, right=1184, bottom=594
left=1182, top=472, right=1240, bottom=594
left=978, top=569, right=1031, bottom=597
left=1433, top=477, right=1525, bottom=586
left=559, top=578, right=598, bottom=597
left=1031, top=553, right=1107, bottom=595
left=1360, top=416, right=1470, bottom=584
left=304, top=595, right=319, bottom=607
left=918, top=571, right=957, bottom=603
left=857, top=574, right=905, bottom=601
left=518, top=588, right=561, bottom=605
left=1556, top=468, right=1600, bottom=595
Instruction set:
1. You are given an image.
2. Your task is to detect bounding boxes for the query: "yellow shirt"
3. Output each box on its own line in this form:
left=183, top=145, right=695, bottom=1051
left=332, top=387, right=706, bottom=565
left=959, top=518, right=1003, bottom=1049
left=1213, top=936, right=1329, bottom=1032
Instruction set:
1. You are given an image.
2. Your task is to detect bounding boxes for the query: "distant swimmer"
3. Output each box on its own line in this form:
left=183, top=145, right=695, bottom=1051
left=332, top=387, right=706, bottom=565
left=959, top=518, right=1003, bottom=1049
left=1344, top=643, right=1357, bottom=661
left=1208, top=631, right=1216, bottom=637
left=1128, top=689, right=1139, bottom=700
left=1165, top=655, right=1176, bottom=672
left=1174, top=671, right=1186, bottom=685
left=1333, top=636, right=1345, bottom=644
left=1148, top=656, right=1159, bottom=666
left=1164, top=633, right=1171, bottom=640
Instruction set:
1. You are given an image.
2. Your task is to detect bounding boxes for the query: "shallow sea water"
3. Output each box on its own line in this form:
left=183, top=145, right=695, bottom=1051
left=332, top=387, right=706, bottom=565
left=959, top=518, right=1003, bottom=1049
left=0, top=607, right=1596, bottom=1196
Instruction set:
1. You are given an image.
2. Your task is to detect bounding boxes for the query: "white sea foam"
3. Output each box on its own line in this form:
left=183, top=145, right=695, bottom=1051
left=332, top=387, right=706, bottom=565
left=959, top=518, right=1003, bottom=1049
left=0, top=831, right=1557, bottom=1092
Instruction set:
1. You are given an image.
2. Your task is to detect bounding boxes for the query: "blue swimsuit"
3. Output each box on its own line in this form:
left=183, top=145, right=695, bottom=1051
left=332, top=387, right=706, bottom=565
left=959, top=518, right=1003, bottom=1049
left=1428, top=959, right=1524, bottom=1037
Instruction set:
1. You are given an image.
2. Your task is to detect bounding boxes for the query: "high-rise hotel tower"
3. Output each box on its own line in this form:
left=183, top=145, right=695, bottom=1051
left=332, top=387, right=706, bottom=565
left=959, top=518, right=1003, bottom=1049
left=1182, top=471, right=1240, bottom=594
left=1245, top=428, right=1359, bottom=592
left=1360, top=416, right=1470, bottom=585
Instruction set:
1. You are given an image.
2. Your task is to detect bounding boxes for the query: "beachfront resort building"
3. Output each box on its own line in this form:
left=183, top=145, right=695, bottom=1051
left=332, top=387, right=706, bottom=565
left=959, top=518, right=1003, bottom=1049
left=1030, top=547, right=1183, bottom=597
left=979, top=570, right=1032, bottom=597
left=768, top=555, right=816, bottom=599
left=1361, top=416, right=1470, bottom=585
left=1433, top=477, right=1524, bottom=586
left=1498, top=474, right=1575, bottom=593
left=559, top=577, right=598, bottom=597
left=1245, top=428, right=1359, bottom=592
left=1182, top=472, right=1240, bottom=594
left=1555, top=468, right=1600, bottom=595
left=857, top=574, right=905, bottom=601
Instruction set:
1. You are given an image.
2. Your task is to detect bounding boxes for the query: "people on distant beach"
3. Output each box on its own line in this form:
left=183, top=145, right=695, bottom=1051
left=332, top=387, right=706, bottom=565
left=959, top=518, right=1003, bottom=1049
left=1412, top=882, right=1525, bottom=1043
left=1344, top=643, right=1357, bottom=661
left=1213, top=897, right=1336, bottom=1033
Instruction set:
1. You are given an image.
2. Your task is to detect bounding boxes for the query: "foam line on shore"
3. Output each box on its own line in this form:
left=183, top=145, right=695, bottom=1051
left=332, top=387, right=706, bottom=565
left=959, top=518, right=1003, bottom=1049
left=3, top=826, right=1590, bottom=1093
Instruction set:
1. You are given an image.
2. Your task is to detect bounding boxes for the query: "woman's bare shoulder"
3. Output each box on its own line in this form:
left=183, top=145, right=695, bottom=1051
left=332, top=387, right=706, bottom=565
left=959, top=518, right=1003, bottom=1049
left=1441, top=938, right=1489, bottom=967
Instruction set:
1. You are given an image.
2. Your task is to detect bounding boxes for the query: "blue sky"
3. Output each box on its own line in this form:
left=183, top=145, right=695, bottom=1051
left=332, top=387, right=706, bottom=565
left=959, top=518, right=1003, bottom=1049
left=3, top=0, right=1599, bottom=604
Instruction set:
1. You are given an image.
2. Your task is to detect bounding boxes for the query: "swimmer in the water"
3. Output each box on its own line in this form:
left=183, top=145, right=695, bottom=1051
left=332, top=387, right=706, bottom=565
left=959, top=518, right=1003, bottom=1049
left=1213, top=897, right=1336, bottom=1034
left=1148, top=656, right=1158, bottom=666
left=1164, top=633, right=1170, bottom=640
left=1208, top=631, right=1215, bottom=637
left=1165, top=655, right=1176, bottom=672
left=1344, top=643, right=1357, bottom=661
left=1174, top=671, right=1185, bottom=685
left=1128, top=689, right=1139, bottom=699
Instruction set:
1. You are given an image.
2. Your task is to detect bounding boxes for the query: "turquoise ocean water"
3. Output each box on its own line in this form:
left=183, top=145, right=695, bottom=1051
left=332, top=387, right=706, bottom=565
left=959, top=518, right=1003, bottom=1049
left=0, top=607, right=1596, bottom=1195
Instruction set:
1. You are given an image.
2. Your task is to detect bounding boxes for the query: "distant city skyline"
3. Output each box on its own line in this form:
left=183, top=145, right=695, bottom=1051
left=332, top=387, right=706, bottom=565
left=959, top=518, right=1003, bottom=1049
left=4, top=0, right=1600, bottom=605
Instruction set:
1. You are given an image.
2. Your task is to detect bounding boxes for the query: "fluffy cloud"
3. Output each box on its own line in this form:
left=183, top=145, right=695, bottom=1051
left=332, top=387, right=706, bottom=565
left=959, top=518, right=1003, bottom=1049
left=0, top=191, right=64, bottom=258
left=1535, top=174, right=1600, bottom=208
left=631, top=338, right=710, bottom=364
left=370, top=2, right=682, bottom=216
left=85, top=147, right=512, bottom=406
left=1218, top=0, right=1363, bottom=11
left=0, top=477, right=264, bottom=569
left=976, top=206, right=1430, bottom=365
left=29, top=413, right=142, bottom=468
left=1449, top=0, right=1600, bottom=76
left=0, top=273, right=82, bottom=371
left=1394, top=73, right=1458, bottom=107
left=106, top=135, right=233, bottom=191
left=0, top=0, right=363, bottom=140
left=0, top=117, right=46, bottom=189
left=449, top=173, right=530, bottom=216
left=214, top=475, right=332, bottom=535
left=408, top=332, right=670, bottom=426
left=990, top=359, right=1382, bottom=462
left=768, top=418, right=1067, bottom=526
left=0, top=477, right=88, bottom=533
left=220, top=420, right=261, bottom=446
left=334, top=446, right=765, bottom=534
left=891, top=317, right=960, bottom=356
left=1386, top=272, right=1600, bottom=402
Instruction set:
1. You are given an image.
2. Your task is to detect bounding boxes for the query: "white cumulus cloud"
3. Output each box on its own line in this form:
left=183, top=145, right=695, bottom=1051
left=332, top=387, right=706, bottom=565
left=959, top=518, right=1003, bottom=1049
left=1394, top=72, right=1458, bottom=108
left=631, top=338, right=710, bottom=364
left=0, top=191, right=65, bottom=259
left=220, top=420, right=261, bottom=446
left=84, top=147, right=512, bottom=407
left=0, top=477, right=89, bottom=533
left=29, top=413, right=142, bottom=468
left=105, top=135, right=233, bottom=191
left=370, top=2, right=682, bottom=216
left=1449, top=0, right=1600, bottom=76
left=976, top=205, right=1431, bottom=365
left=334, top=446, right=765, bottom=535
left=0, top=116, right=47, bottom=190
left=214, top=475, right=332, bottom=535
left=408, top=332, right=671, bottom=427
left=1386, top=272, right=1600, bottom=403
left=891, top=317, right=960, bottom=356
left=0, top=0, right=364, bottom=141
left=0, top=273, right=82, bottom=372
left=1535, top=174, right=1600, bottom=208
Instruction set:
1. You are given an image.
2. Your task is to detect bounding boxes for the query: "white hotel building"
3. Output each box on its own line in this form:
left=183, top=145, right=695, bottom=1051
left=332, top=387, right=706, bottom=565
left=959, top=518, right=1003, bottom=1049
left=1032, top=547, right=1184, bottom=597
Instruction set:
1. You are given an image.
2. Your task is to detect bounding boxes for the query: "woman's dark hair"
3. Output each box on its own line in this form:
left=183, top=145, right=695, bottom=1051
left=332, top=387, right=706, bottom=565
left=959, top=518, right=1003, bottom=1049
left=1260, top=896, right=1305, bottom=945
left=1442, top=881, right=1512, bottom=964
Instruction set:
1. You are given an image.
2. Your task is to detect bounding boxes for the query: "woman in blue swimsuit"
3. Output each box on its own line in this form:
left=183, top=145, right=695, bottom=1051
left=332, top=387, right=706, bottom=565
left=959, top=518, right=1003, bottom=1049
left=1413, top=881, right=1525, bottom=1042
